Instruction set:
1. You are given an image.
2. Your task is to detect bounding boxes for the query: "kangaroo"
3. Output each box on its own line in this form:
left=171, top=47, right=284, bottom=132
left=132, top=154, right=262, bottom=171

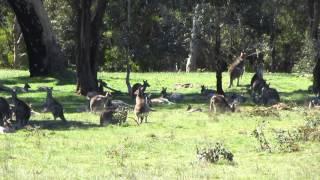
left=161, top=87, right=184, bottom=102
left=209, top=95, right=236, bottom=113
left=260, top=86, right=280, bottom=105
left=90, top=92, right=112, bottom=112
left=186, top=105, right=202, bottom=113
left=11, top=89, right=31, bottom=127
left=43, top=88, right=66, bottom=122
left=134, top=88, right=150, bottom=124
left=0, top=97, right=11, bottom=126
left=13, top=83, right=31, bottom=93
left=228, top=52, right=246, bottom=88
left=200, top=85, right=215, bottom=96
left=131, top=80, right=150, bottom=98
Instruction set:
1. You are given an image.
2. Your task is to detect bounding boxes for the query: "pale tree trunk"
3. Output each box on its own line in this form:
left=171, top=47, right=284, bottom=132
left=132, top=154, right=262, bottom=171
left=8, top=0, right=66, bottom=77
left=186, top=3, right=201, bottom=72
left=13, top=18, right=28, bottom=68
left=75, top=0, right=107, bottom=95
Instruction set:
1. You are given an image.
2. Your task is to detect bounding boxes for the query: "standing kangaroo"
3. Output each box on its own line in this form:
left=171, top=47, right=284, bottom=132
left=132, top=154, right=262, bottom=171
left=209, top=95, right=236, bottom=113
left=43, top=88, right=67, bottom=122
left=11, top=89, right=31, bottom=127
left=134, top=88, right=150, bottom=124
left=0, top=97, right=11, bottom=126
left=228, top=52, right=246, bottom=88
left=90, top=92, right=112, bottom=112
left=131, top=80, right=150, bottom=98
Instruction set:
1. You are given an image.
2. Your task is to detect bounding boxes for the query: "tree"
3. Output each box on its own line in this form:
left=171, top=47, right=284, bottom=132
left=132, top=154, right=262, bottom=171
left=186, top=3, right=201, bottom=72
left=75, top=0, right=107, bottom=95
left=310, top=0, right=320, bottom=95
left=7, top=0, right=66, bottom=77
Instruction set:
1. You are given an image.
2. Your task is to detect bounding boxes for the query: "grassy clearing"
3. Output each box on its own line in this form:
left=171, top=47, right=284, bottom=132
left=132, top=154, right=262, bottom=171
left=0, top=69, right=319, bottom=179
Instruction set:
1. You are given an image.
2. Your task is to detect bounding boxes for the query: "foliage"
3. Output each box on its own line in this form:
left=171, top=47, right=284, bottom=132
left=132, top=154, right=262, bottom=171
left=196, top=142, right=234, bottom=163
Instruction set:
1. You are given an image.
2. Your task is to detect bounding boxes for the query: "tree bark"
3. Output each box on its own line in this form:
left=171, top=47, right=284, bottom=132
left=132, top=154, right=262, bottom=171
left=311, top=0, right=320, bottom=95
left=8, top=0, right=66, bottom=77
left=270, top=7, right=277, bottom=72
left=215, top=9, right=224, bottom=95
left=76, top=0, right=107, bottom=95
left=125, top=0, right=132, bottom=95
left=186, top=3, right=201, bottom=72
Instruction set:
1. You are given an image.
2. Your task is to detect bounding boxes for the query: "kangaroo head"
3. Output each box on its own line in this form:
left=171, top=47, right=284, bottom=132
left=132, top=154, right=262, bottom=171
left=137, top=88, right=144, bottom=98
left=24, top=83, right=31, bottom=89
left=98, top=79, right=107, bottom=87
left=230, top=103, right=236, bottom=112
left=11, top=89, right=17, bottom=99
left=240, top=51, right=246, bottom=59
left=47, top=87, right=53, bottom=97
left=143, top=80, right=150, bottom=87
left=161, top=87, right=168, bottom=97
left=200, top=85, right=206, bottom=93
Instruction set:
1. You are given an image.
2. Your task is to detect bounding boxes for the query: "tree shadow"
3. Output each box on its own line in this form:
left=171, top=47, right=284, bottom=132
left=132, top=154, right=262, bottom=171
left=29, top=120, right=100, bottom=131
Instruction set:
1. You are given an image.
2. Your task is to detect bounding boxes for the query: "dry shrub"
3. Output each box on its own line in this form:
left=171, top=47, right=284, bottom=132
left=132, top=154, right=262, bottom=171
left=249, top=107, right=280, bottom=118
left=252, top=122, right=272, bottom=152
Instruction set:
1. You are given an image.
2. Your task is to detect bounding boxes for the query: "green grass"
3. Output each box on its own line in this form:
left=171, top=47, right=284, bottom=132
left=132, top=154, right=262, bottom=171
left=0, top=69, right=319, bottom=179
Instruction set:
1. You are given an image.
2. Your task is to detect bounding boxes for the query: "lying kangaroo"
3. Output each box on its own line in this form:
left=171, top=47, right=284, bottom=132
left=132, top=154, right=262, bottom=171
left=13, top=83, right=31, bottom=93
left=228, top=52, right=246, bottom=88
left=200, top=85, right=215, bottom=96
left=161, top=87, right=184, bottom=102
left=90, top=92, right=112, bottom=112
left=43, top=88, right=66, bottom=122
left=209, top=95, right=236, bottom=113
left=11, top=89, right=31, bottom=127
left=0, top=97, right=11, bottom=126
left=131, top=80, right=150, bottom=98
left=134, top=88, right=150, bottom=124
left=260, top=86, right=280, bottom=105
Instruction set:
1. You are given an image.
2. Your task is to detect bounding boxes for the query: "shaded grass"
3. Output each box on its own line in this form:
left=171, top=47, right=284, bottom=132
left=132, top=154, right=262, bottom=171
left=0, top=69, right=319, bottom=179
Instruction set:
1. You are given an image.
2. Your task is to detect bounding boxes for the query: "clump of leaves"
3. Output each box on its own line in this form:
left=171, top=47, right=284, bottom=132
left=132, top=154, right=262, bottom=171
left=274, top=130, right=300, bottom=152
left=252, top=122, right=272, bottom=152
left=196, top=143, right=233, bottom=163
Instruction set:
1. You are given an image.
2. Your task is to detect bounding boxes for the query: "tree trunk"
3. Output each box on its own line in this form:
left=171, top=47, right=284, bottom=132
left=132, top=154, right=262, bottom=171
left=311, top=0, right=320, bottom=95
left=270, top=9, right=277, bottom=72
left=186, top=3, right=201, bottom=72
left=125, top=0, right=132, bottom=95
left=215, top=9, right=224, bottom=95
left=76, top=0, right=107, bottom=95
left=8, top=0, right=66, bottom=77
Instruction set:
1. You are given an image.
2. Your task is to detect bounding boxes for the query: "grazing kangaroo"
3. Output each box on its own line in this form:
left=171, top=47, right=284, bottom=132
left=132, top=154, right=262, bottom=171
left=260, top=86, right=280, bottom=105
left=11, top=89, right=31, bottom=127
left=90, top=92, right=112, bottom=112
left=131, top=80, right=150, bottom=98
left=0, top=97, right=11, bottom=126
left=228, top=52, right=246, bottom=88
left=13, top=83, right=31, bottom=93
left=161, top=87, right=184, bottom=102
left=134, top=88, right=150, bottom=124
left=43, top=88, right=67, bottom=122
left=209, top=95, right=236, bottom=113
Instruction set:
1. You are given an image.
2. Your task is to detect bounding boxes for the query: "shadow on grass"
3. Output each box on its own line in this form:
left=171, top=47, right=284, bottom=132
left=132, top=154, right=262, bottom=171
left=29, top=120, right=100, bottom=131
